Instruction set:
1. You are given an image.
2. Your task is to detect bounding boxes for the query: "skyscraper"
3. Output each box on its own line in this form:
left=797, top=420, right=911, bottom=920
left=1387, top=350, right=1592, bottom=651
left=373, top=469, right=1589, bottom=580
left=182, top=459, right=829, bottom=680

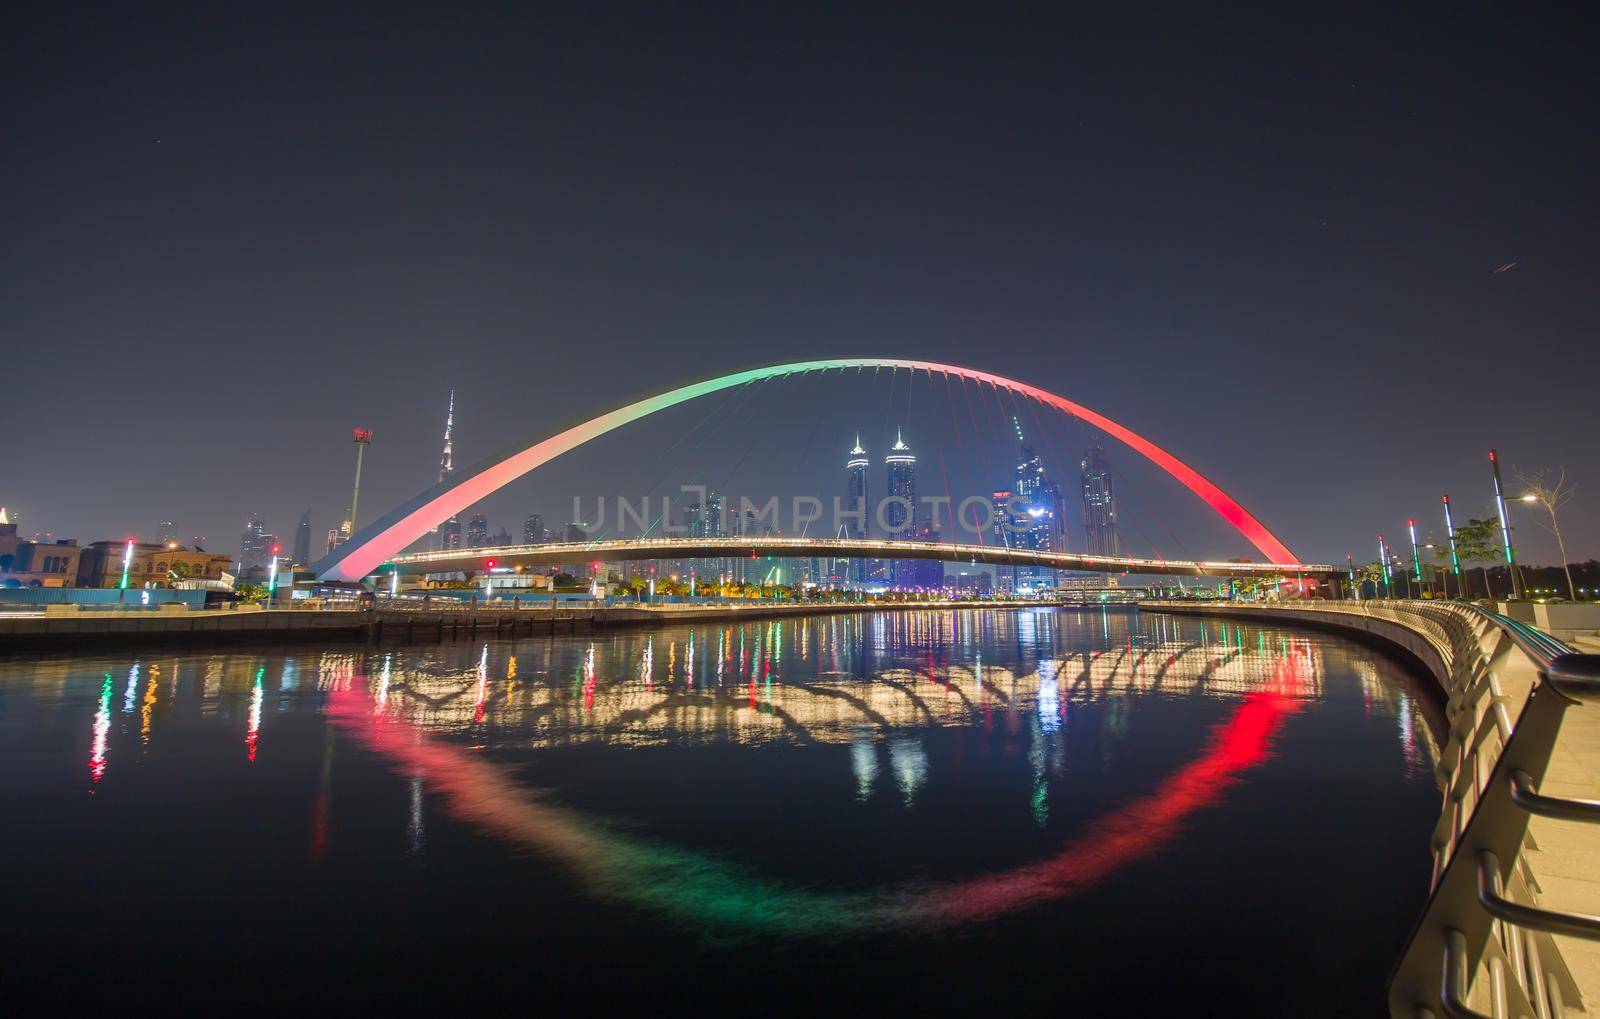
left=845, top=435, right=869, bottom=584
left=438, top=517, right=462, bottom=550
left=1009, top=418, right=1062, bottom=590
left=240, top=517, right=275, bottom=571
left=434, top=390, right=459, bottom=551
left=157, top=520, right=178, bottom=545
left=684, top=491, right=725, bottom=586
left=884, top=430, right=917, bottom=588
left=1080, top=445, right=1120, bottom=556
left=524, top=513, right=546, bottom=544
left=292, top=510, right=312, bottom=565
left=467, top=513, right=488, bottom=547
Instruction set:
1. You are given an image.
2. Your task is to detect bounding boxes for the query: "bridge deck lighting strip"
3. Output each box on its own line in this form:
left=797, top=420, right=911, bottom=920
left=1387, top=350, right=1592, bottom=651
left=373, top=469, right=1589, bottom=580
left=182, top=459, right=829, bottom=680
left=315, top=359, right=1301, bottom=582
left=390, top=538, right=1333, bottom=577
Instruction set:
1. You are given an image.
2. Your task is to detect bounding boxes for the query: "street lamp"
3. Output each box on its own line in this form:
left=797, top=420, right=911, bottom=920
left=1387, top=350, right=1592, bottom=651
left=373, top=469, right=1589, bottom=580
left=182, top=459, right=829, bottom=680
left=267, top=547, right=280, bottom=609
left=1442, top=495, right=1462, bottom=599
left=118, top=538, right=135, bottom=601
left=1407, top=518, right=1423, bottom=597
left=1378, top=535, right=1393, bottom=598
left=1488, top=449, right=1523, bottom=598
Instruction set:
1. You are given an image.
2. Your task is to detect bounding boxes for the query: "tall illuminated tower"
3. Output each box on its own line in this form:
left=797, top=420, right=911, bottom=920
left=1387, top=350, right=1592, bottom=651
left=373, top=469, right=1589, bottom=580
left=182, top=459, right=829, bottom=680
left=885, top=430, right=917, bottom=587
left=435, top=390, right=459, bottom=551
left=1079, top=445, right=1120, bottom=556
left=846, top=435, right=869, bottom=584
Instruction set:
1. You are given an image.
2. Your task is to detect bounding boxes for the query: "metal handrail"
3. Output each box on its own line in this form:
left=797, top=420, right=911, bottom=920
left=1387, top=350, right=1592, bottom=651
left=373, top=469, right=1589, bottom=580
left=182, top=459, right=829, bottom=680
left=1509, top=770, right=1600, bottom=822
left=1140, top=599, right=1595, bottom=1017
left=1477, top=850, right=1600, bottom=941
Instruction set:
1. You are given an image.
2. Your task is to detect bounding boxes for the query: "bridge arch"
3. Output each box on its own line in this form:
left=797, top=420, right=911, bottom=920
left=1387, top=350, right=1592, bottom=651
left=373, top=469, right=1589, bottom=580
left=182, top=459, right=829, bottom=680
left=314, top=358, right=1296, bottom=581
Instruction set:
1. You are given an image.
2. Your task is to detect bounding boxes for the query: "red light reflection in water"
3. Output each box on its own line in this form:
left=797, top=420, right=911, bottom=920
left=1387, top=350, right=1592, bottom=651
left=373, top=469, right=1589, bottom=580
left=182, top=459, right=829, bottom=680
left=325, top=652, right=1308, bottom=934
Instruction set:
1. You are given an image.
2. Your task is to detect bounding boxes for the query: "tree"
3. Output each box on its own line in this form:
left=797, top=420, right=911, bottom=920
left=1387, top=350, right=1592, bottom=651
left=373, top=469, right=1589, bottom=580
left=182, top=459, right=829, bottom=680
left=234, top=582, right=268, bottom=604
left=1452, top=518, right=1504, bottom=599
left=1517, top=467, right=1578, bottom=600
left=1353, top=561, right=1386, bottom=597
left=1427, top=541, right=1460, bottom=598
left=166, top=561, right=195, bottom=588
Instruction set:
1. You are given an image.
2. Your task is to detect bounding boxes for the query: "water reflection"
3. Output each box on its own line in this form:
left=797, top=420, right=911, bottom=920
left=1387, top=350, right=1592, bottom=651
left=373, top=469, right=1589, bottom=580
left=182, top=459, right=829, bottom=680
left=10, top=608, right=1440, bottom=938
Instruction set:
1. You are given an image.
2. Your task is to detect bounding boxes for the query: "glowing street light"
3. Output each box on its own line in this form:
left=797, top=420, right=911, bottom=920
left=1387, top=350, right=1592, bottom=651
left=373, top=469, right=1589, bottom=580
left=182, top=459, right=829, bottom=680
left=1441, top=494, right=1462, bottom=589
left=1488, top=449, right=1523, bottom=598
left=1378, top=536, right=1393, bottom=597
left=118, top=538, right=135, bottom=591
left=1407, top=518, right=1423, bottom=589
left=267, top=546, right=280, bottom=609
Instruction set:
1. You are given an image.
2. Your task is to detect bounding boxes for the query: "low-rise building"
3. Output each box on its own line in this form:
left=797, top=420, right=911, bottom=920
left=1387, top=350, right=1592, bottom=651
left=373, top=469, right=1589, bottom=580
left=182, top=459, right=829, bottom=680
left=76, top=541, right=233, bottom=589
left=0, top=511, right=83, bottom=588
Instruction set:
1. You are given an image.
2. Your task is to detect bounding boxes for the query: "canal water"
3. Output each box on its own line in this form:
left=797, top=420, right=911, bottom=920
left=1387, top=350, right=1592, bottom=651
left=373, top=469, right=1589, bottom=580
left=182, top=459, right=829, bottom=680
left=1, top=608, right=1440, bottom=1015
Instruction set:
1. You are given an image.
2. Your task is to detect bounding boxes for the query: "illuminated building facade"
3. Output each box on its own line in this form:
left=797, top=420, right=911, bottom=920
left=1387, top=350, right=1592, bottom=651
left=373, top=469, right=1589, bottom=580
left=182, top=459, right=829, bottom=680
left=467, top=513, right=489, bottom=547
left=884, top=430, right=923, bottom=588
left=524, top=513, right=547, bottom=545
left=240, top=517, right=275, bottom=571
left=77, top=541, right=231, bottom=588
left=845, top=436, right=869, bottom=585
left=0, top=512, right=83, bottom=588
left=1080, top=445, right=1120, bottom=557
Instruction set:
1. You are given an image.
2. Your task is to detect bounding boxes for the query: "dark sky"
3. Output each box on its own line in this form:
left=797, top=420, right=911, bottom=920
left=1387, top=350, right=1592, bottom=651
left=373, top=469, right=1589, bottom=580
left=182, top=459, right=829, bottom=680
left=6, top=6, right=1596, bottom=566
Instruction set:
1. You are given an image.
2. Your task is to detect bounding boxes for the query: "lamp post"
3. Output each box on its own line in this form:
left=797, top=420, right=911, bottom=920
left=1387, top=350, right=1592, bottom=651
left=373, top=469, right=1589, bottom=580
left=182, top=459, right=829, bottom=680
left=1442, top=494, right=1462, bottom=599
left=1347, top=554, right=1359, bottom=601
left=347, top=428, right=373, bottom=539
left=267, top=547, right=279, bottom=610
left=118, top=538, right=135, bottom=602
left=1489, top=449, right=1523, bottom=598
left=1378, top=535, right=1393, bottom=598
left=1407, top=518, right=1423, bottom=598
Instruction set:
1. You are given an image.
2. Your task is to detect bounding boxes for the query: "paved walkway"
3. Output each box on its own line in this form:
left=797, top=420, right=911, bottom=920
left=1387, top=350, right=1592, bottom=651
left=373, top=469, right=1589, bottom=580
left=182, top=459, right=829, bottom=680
left=1526, top=687, right=1600, bottom=1004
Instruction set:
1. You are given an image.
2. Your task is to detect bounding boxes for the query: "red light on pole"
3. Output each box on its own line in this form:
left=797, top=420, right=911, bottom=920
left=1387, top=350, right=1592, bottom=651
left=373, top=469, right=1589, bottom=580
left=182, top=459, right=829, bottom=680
left=352, top=428, right=373, bottom=445
left=485, top=559, right=496, bottom=569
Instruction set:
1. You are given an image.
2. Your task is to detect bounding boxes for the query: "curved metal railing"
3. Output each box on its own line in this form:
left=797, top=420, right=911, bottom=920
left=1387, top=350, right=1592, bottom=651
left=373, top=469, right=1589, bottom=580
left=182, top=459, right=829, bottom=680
left=1143, top=598, right=1599, bottom=1016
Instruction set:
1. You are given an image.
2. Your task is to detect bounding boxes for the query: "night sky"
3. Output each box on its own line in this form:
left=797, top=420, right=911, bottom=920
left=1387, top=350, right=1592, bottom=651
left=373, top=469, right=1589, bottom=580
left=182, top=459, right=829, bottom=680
left=6, top=7, right=1596, bottom=566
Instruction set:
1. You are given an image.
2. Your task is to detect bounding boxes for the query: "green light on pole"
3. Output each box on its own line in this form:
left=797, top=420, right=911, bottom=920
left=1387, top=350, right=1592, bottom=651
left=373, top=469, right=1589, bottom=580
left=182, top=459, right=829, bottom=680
left=1407, top=518, right=1423, bottom=584
left=1378, top=536, right=1392, bottom=596
left=1442, top=495, right=1462, bottom=576
left=119, top=538, right=135, bottom=590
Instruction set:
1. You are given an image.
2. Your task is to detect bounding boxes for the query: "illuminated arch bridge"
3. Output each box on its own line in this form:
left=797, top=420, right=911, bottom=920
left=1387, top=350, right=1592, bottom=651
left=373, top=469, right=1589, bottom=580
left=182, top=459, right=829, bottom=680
left=389, top=536, right=1336, bottom=580
left=314, top=358, right=1334, bottom=583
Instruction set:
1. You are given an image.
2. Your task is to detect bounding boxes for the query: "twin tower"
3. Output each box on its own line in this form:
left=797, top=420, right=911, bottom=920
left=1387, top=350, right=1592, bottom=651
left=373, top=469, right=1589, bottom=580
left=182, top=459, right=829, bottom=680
left=844, top=430, right=918, bottom=539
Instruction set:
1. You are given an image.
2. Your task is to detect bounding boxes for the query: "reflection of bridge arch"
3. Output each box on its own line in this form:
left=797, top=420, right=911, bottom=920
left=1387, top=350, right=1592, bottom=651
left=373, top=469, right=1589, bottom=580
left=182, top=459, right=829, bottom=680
left=314, top=359, right=1301, bottom=582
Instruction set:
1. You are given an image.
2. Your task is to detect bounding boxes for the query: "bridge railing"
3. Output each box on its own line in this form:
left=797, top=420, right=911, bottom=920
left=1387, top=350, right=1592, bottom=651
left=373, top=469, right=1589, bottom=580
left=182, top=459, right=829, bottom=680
left=1150, top=597, right=1600, bottom=1017
left=1377, top=606, right=1599, bottom=1019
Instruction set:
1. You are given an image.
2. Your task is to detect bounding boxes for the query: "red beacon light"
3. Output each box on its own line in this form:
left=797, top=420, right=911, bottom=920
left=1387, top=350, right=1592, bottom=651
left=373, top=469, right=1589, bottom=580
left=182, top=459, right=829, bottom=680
left=485, top=559, right=497, bottom=570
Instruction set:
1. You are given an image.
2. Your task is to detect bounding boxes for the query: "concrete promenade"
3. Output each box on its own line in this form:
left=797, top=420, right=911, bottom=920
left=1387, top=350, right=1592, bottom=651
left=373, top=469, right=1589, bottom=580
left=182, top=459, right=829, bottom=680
left=1143, top=599, right=1600, bottom=1015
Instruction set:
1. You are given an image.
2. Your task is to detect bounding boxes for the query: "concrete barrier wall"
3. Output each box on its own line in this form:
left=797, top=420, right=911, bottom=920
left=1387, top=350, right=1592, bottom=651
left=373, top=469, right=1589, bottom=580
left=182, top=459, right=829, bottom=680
left=1140, top=602, right=1453, bottom=691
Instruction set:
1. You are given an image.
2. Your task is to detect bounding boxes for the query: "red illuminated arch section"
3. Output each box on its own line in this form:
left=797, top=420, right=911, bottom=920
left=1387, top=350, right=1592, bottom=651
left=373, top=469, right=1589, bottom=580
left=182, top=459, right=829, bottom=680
left=314, top=358, right=1297, bottom=581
